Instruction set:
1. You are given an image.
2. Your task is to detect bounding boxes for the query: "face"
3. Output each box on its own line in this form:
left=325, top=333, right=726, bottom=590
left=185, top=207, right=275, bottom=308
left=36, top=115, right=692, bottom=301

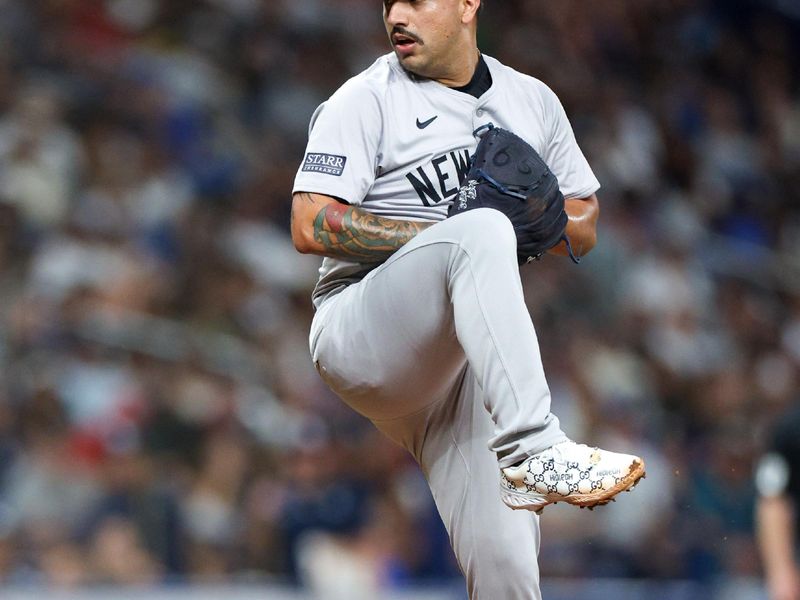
left=383, top=0, right=476, bottom=81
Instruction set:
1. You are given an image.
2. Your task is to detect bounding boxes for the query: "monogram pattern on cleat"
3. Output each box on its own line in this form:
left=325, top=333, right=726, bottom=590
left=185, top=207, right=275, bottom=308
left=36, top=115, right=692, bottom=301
left=500, top=441, right=646, bottom=513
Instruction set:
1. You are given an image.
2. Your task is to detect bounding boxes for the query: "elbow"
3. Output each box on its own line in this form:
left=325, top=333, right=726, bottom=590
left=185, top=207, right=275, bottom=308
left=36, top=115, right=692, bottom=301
left=563, top=195, right=599, bottom=257
left=567, top=227, right=597, bottom=258
left=290, top=208, right=314, bottom=255
left=579, top=199, right=599, bottom=255
left=292, top=228, right=315, bottom=255
left=581, top=230, right=597, bottom=256
left=291, top=192, right=324, bottom=255
left=293, top=239, right=309, bottom=255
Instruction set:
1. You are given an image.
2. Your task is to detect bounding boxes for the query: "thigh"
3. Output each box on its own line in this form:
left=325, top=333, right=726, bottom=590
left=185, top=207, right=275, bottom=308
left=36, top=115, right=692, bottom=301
left=419, top=371, right=543, bottom=600
left=312, top=231, right=467, bottom=421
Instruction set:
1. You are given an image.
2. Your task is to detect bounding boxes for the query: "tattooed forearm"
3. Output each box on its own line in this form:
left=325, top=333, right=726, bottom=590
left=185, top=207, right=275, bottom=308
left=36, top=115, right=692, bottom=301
left=312, top=201, right=430, bottom=262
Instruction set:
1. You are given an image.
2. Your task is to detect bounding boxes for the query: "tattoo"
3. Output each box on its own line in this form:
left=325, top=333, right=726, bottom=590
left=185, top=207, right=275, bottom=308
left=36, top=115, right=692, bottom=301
left=311, top=199, right=429, bottom=262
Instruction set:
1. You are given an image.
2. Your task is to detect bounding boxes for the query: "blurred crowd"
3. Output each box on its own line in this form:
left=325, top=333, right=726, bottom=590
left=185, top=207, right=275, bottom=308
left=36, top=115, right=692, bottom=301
left=0, top=0, right=797, bottom=595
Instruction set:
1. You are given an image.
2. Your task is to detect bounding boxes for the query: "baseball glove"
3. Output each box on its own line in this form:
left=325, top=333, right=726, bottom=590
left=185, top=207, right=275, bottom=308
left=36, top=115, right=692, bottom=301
left=448, top=126, right=579, bottom=264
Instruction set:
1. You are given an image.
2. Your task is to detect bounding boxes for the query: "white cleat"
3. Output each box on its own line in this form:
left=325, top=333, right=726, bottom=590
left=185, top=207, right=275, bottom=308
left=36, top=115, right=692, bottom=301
left=500, top=440, right=646, bottom=514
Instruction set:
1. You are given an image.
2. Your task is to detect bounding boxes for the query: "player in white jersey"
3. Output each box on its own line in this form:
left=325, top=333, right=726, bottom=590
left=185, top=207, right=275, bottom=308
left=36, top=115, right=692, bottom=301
left=291, top=1, right=645, bottom=598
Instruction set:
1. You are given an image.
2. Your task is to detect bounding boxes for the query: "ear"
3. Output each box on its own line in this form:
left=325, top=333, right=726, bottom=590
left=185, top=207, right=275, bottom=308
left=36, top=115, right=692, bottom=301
left=461, top=0, right=481, bottom=25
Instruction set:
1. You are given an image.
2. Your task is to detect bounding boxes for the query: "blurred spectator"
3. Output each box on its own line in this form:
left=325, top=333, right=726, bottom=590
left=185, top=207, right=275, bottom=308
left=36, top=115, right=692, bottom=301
left=756, top=402, right=800, bottom=600
left=0, top=82, right=85, bottom=231
left=88, top=516, right=162, bottom=585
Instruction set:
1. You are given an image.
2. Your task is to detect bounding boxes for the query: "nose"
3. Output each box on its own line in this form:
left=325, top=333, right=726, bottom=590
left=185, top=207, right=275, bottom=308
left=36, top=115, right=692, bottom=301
left=384, top=1, right=409, bottom=27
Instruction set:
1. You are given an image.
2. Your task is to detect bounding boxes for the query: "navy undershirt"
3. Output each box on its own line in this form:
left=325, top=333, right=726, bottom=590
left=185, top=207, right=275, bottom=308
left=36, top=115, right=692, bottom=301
left=451, top=54, right=492, bottom=98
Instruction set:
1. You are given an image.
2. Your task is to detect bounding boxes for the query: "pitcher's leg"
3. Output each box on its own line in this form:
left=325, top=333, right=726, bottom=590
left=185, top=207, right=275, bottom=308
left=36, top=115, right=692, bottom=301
left=441, top=209, right=568, bottom=466
left=312, top=208, right=565, bottom=463
left=411, top=371, right=543, bottom=600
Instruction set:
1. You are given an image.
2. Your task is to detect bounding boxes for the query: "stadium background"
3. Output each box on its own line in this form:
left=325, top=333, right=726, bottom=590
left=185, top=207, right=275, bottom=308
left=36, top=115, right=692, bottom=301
left=0, top=0, right=798, bottom=598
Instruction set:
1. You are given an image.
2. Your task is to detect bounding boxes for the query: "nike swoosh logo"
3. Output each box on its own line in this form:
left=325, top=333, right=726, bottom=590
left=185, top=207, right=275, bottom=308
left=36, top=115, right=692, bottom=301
left=416, top=116, right=438, bottom=129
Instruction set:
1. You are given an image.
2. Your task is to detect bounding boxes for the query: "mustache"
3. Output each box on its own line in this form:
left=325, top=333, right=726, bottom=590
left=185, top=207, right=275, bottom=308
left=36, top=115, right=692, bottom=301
left=392, top=26, right=422, bottom=44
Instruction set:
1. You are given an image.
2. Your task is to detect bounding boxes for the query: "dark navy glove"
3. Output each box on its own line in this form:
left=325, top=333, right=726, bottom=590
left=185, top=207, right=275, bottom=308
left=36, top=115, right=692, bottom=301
left=449, top=126, right=578, bottom=265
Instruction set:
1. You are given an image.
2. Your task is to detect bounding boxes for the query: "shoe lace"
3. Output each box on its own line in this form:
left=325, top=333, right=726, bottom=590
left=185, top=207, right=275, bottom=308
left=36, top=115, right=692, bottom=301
left=551, top=441, right=593, bottom=465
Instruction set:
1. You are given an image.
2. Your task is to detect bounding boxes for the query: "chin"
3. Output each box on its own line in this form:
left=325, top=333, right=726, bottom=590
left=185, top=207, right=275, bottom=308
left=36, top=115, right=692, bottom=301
left=397, top=54, right=430, bottom=78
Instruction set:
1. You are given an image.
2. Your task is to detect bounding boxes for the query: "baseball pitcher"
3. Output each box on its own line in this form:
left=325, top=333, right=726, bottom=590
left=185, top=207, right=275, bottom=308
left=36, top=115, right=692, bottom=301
left=291, top=1, right=645, bottom=598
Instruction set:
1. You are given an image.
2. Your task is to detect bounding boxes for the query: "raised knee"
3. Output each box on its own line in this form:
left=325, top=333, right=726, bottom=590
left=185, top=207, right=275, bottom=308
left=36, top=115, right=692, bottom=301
left=452, top=207, right=517, bottom=255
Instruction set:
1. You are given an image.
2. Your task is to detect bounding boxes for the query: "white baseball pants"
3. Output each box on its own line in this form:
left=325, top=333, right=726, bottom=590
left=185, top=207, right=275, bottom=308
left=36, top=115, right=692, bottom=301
left=309, top=207, right=568, bottom=599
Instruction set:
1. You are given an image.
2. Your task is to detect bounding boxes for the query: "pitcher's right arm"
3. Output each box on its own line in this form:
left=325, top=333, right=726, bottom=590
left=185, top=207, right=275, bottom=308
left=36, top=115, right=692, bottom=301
left=291, top=191, right=431, bottom=263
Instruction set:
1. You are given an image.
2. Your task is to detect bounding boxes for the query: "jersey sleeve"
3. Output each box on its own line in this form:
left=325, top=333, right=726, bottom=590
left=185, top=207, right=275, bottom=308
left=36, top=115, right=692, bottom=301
left=293, top=79, right=382, bottom=206
left=540, top=86, right=600, bottom=200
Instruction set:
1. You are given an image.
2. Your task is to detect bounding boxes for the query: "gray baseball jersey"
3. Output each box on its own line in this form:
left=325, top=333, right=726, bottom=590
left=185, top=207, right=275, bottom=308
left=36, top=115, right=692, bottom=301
left=293, top=52, right=599, bottom=307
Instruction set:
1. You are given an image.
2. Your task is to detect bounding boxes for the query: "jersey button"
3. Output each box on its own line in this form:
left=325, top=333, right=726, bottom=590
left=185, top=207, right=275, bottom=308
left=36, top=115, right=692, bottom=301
left=476, top=109, right=484, bottom=117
